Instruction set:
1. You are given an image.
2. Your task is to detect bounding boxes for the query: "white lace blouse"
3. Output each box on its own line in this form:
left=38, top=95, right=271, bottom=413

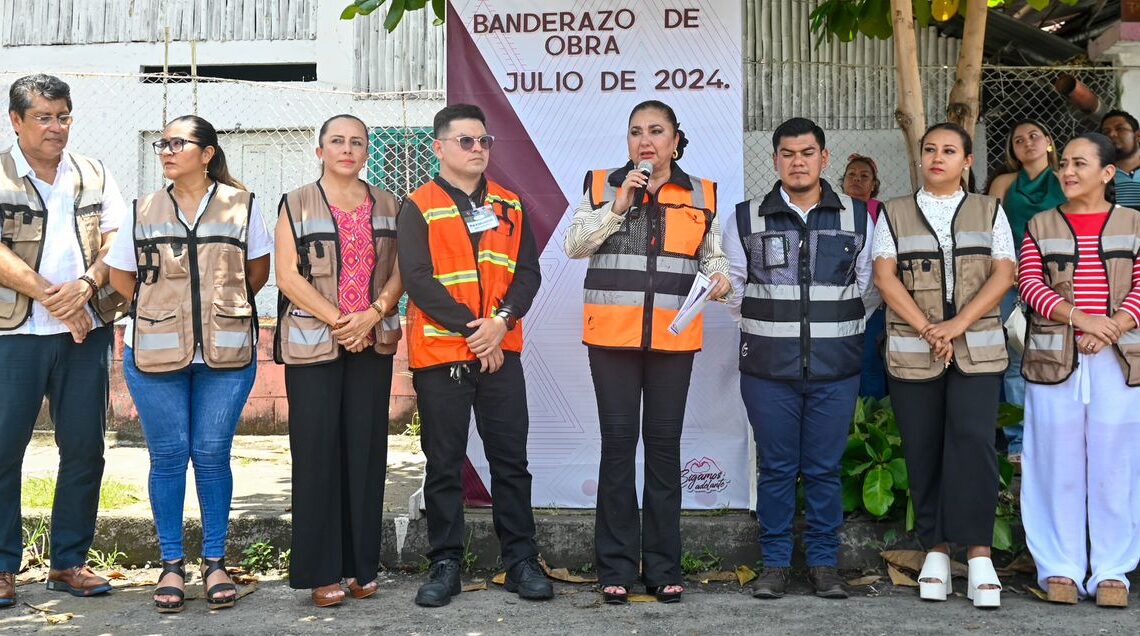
left=872, top=189, right=1016, bottom=302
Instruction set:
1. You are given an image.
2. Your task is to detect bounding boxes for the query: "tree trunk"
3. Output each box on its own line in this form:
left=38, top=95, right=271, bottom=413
left=890, top=0, right=926, bottom=189
left=946, top=0, right=987, bottom=139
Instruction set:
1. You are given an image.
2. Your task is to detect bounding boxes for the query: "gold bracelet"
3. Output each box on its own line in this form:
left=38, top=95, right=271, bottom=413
left=369, top=301, right=384, bottom=318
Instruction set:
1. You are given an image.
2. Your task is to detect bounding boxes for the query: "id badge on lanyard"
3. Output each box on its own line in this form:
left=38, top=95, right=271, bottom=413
left=461, top=200, right=500, bottom=234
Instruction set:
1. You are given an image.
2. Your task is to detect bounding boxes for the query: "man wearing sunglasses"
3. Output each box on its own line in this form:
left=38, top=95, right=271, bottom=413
left=0, top=74, right=129, bottom=608
left=398, top=104, right=549, bottom=607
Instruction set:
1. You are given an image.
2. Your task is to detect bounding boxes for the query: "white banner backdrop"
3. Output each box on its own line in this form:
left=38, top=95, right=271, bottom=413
left=453, top=0, right=750, bottom=509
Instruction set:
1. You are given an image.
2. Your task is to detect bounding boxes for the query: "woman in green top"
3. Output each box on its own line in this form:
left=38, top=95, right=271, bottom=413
left=987, top=120, right=1067, bottom=459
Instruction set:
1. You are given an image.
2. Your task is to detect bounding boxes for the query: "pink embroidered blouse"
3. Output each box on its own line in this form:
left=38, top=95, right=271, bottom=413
left=331, top=198, right=377, bottom=341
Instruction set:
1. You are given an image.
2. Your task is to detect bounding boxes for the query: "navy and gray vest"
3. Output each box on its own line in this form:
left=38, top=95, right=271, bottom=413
left=736, top=183, right=867, bottom=380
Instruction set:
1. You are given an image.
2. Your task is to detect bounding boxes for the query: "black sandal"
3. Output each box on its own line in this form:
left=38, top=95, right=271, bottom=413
left=646, top=584, right=684, bottom=604
left=154, top=559, right=186, bottom=613
left=201, top=558, right=237, bottom=610
left=601, top=584, right=629, bottom=605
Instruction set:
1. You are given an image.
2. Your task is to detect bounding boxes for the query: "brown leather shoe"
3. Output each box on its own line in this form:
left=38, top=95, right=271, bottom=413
left=46, top=566, right=112, bottom=597
left=347, top=578, right=379, bottom=599
left=0, top=572, right=15, bottom=608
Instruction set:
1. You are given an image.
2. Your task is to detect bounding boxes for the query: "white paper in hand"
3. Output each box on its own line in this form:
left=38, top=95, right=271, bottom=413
left=668, top=272, right=712, bottom=335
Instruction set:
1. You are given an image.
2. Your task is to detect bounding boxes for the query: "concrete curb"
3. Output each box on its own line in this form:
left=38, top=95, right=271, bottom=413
left=31, top=511, right=919, bottom=572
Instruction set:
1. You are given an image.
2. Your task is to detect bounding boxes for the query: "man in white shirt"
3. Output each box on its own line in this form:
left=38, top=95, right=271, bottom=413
left=722, top=117, right=878, bottom=601
left=0, top=74, right=129, bottom=607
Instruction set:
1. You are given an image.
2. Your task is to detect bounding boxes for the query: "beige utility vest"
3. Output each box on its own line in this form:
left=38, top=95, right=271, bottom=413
left=274, top=181, right=401, bottom=366
left=881, top=193, right=1009, bottom=381
left=1022, top=205, right=1140, bottom=386
left=131, top=183, right=256, bottom=373
left=0, top=148, right=128, bottom=329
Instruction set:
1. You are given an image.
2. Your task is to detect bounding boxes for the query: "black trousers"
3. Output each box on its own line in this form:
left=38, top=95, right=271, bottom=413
left=889, top=367, right=1001, bottom=548
left=413, top=354, right=538, bottom=570
left=588, top=348, right=695, bottom=588
left=286, top=350, right=392, bottom=589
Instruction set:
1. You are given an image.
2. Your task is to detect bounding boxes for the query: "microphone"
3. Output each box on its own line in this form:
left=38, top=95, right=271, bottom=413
left=629, top=159, right=653, bottom=218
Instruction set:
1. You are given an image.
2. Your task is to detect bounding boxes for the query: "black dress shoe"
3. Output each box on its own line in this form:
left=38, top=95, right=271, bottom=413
left=750, top=567, right=790, bottom=599
left=505, top=557, right=554, bottom=600
left=415, top=559, right=461, bottom=607
left=808, top=566, right=848, bottom=599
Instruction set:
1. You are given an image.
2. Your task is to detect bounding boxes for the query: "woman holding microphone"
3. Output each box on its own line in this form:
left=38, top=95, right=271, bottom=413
left=564, top=100, right=731, bottom=605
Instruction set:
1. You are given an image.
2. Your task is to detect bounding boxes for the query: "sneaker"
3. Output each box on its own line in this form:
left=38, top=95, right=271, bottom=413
left=504, top=557, right=553, bottom=600
left=750, top=567, right=790, bottom=599
left=808, top=566, right=848, bottom=599
left=414, top=559, right=461, bottom=607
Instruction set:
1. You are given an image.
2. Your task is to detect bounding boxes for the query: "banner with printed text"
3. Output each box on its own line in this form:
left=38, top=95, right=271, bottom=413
left=448, top=0, right=749, bottom=509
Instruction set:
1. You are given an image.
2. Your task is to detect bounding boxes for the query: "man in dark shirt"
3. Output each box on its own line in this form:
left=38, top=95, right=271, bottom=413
left=398, top=103, right=550, bottom=607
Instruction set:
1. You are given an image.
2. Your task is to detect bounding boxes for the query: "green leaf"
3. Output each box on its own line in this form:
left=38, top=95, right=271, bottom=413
left=358, top=0, right=385, bottom=16
left=431, top=0, right=445, bottom=22
left=842, top=457, right=874, bottom=477
left=886, top=457, right=909, bottom=491
left=905, top=495, right=916, bottom=532
left=858, top=0, right=892, bottom=39
left=1026, top=0, right=1050, bottom=9
left=913, top=0, right=932, bottom=28
left=992, top=516, right=1012, bottom=551
left=844, top=435, right=871, bottom=461
left=842, top=475, right=862, bottom=512
left=406, top=0, right=427, bottom=9
left=384, top=0, right=406, bottom=32
left=852, top=397, right=867, bottom=426
left=862, top=466, right=895, bottom=517
left=997, top=453, right=1014, bottom=490
left=340, top=4, right=359, bottom=20
left=996, top=402, right=1024, bottom=428
left=866, top=427, right=892, bottom=463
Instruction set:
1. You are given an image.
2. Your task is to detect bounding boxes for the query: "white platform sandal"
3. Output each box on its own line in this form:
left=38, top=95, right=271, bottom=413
left=918, top=552, right=952, bottom=601
left=966, top=556, right=1002, bottom=608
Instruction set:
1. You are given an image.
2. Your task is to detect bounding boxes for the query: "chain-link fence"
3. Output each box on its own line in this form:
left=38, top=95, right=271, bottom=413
left=743, top=62, right=1122, bottom=202
left=0, top=71, right=445, bottom=314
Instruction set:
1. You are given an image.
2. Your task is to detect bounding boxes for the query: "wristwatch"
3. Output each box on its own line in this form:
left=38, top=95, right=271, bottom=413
left=494, top=307, right=518, bottom=331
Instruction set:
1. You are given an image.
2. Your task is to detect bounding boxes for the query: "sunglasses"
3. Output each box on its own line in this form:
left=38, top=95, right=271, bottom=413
left=441, top=135, right=495, bottom=151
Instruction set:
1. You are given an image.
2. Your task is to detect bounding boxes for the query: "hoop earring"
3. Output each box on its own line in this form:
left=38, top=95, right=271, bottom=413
left=672, top=150, right=679, bottom=160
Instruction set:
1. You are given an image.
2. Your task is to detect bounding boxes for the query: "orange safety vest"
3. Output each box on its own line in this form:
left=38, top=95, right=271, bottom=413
left=582, top=166, right=715, bottom=352
left=405, top=179, right=525, bottom=370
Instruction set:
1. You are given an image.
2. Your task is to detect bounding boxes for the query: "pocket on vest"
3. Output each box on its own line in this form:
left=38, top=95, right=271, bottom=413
left=963, top=317, right=1008, bottom=363
left=1025, top=319, right=1069, bottom=366
left=134, top=307, right=186, bottom=365
left=886, top=321, right=931, bottom=369
left=814, top=233, right=858, bottom=285
left=662, top=207, right=706, bottom=257
left=0, top=286, right=18, bottom=319
left=208, top=301, right=253, bottom=366
left=281, top=311, right=337, bottom=361
left=159, top=244, right=190, bottom=279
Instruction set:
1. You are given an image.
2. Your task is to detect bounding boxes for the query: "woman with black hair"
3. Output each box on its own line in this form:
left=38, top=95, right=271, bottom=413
left=275, top=114, right=402, bottom=607
left=107, top=115, right=273, bottom=612
left=1019, top=132, right=1140, bottom=608
left=564, top=100, right=730, bottom=605
left=872, top=122, right=1015, bottom=609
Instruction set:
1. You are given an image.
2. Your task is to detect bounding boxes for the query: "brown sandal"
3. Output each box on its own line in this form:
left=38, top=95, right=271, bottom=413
left=1096, top=581, right=1128, bottom=608
left=347, top=578, right=378, bottom=599
left=312, top=583, right=345, bottom=607
left=1046, top=577, right=1078, bottom=605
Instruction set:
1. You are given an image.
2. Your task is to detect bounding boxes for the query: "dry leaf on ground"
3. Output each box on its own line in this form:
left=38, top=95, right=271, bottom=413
left=236, top=582, right=258, bottom=599
left=847, top=575, right=882, bottom=587
left=1025, top=585, right=1048, bottom=601
left=105, top=571, right=127, bottom=580
left=887, top=563, right=918, bottom=587
left=695, top=571, right=737, bottom=584
left=735, top=565, right=757, bottom=586
left=491, top=572, right=506, bottom=586
left=44, top=613, right=74, bottom=625
left=462, top=581, right=487, bottom=592
left=546, top=568, right=597, bottom=584
left=628, top=593, right=656, bottom=603
left=998, top=553, right=1036, bottom=576
left=881, top=550, right=966, bottom=578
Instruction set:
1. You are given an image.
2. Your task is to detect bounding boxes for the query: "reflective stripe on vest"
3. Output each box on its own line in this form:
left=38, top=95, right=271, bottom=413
left=581, top=167, right=715, bottom=352
left=0, top=149, right=128, bottom=329
left=735, top=188, right=867, bottom=380
left=274, top=180, right=402, bottom=366
left=1022, top=205, right=1140, bottom=386
left=132, top=183, right=255, bottom=373
left=881, top=192, right=1008, bottom=381
left=405, top=179, right=525, bottom=370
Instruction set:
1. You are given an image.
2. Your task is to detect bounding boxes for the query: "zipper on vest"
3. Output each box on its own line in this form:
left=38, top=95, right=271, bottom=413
left=642, top=195, right=659, bottom=349
left=24, top=178, right=50, bottom=326
left=799, top=232, right=810, bottom=376
left=168, top=185, right=219, bottom=359
left=67, top=162, right=98, bottom=317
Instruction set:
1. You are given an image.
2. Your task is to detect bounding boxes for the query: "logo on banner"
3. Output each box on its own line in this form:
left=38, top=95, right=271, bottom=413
left=680, top=457, right=730, bottom=493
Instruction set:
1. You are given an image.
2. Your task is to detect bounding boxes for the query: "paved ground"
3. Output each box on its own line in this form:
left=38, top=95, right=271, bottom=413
left=2, top=568, right=1139, bottom=635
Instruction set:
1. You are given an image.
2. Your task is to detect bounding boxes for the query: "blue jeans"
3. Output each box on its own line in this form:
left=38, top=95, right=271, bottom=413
left=0, top=327, right=111, bottom=572
left=741, top=373, right=859, bottom=567
left=123, top=347, right=256, bottom=561
left=860, top=307, right=888, bottom=399
left=1000, top=289, right=1026, bottom=453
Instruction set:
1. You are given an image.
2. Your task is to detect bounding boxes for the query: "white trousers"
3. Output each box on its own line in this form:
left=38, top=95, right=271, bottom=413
left=1022, top=349, right=1140, bottom=597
